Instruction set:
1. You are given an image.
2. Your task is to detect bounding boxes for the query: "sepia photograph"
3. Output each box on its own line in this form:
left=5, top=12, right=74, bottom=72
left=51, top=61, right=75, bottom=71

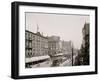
left=25, top=12, right=90, bottom=68
left=11, top=2, right=97, bottom=79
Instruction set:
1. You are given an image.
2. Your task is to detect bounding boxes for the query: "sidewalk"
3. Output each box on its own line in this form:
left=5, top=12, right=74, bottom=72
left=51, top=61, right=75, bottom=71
left=26, top=55, right=50, bottom=63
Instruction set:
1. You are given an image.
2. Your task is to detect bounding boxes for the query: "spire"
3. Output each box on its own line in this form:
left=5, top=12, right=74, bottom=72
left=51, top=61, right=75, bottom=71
left=37, top=24, right=39, bottom=32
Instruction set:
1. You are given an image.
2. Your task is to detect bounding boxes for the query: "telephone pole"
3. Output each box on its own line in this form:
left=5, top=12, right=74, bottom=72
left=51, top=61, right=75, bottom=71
left=71, top=41, right=74, bottom=66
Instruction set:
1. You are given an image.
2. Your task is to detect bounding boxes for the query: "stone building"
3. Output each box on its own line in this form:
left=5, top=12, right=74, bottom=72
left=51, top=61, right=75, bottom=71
left=61, top=41, right=72, bottom=54
left=25, top=30, right=48, bottom=58
left=48, top=36, right=60, bottom=56
left=80, top=22, right=90, bottom=65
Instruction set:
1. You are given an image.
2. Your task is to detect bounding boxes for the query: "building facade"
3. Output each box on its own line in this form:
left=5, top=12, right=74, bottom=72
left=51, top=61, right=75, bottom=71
left=48, top=36, right=60, bottom=56
left=61, top=41, right=72, bottom=54
left=25, top=30, right=48, bottom=58
left=80, top=22, right=90, bottom=65
left=82, top=23, right=89, bottom=50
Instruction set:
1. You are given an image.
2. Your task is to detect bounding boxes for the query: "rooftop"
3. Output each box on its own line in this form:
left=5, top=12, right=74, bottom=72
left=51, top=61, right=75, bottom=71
left=26, top=30, right=48, bottom=39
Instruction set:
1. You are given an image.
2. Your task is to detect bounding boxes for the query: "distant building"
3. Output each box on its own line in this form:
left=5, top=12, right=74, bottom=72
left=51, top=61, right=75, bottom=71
left=48, top=36, right=60, bottom=56
left=61, top=41, right=72, bottom=54
left=25, top=30, right=48, bottom=58
left=59, top=40, right=63, bottom=53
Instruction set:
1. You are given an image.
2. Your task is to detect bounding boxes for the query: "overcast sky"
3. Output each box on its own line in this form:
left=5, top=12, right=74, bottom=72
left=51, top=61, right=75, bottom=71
left=25, top=12, right=89, bottom=49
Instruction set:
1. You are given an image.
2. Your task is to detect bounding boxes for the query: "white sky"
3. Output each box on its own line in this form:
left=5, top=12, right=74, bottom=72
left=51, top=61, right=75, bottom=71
left=25, top=12, right=89, bottom=49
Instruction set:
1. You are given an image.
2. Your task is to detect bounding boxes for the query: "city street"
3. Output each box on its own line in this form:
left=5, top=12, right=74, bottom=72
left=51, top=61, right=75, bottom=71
left=25, top=53, right=76, bottom=68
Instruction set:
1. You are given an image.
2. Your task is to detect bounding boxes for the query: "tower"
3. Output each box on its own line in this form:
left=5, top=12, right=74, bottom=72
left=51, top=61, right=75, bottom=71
left=37, top=24, right=39, bottom=33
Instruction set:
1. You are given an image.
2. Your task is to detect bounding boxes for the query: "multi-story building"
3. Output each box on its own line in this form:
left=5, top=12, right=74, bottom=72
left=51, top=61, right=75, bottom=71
left=61, top=41, right=72, bottom=54
left=25, top=30, right=48, bottom=58
left=80, top=22, right=90, bottom=65
left=48, top=36, right=60, bottom=56
left=82, top=23, right=89, bottom=50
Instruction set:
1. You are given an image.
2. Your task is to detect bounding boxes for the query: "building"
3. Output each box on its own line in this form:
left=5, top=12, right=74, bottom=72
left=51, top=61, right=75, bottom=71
left=61, top=41, right=72, bottom=54
left=80, top=22, right=90, bottom=65
left=82, top=23, right=89, bottom=50
left=48, top=36, right=60, bottom=56
left=59, top=40, right=63, bottom=53
left=25, top=30, right=48, bottom=58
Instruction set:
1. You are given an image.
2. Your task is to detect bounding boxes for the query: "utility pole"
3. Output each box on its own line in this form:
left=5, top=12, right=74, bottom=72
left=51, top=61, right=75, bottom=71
left=71, top=41, right=73, bottom=66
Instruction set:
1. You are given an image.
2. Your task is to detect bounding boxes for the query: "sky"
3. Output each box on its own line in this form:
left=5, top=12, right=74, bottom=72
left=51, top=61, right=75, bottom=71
left=25, top=12, right=89, bottom=49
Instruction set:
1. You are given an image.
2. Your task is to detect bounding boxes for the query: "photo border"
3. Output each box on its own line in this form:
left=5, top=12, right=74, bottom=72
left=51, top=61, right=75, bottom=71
left=11, top=1, right=98, bottom=79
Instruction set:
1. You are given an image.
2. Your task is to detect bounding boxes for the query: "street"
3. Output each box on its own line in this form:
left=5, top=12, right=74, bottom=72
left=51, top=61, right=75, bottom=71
left=25, top=53, right=75, bottom=68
